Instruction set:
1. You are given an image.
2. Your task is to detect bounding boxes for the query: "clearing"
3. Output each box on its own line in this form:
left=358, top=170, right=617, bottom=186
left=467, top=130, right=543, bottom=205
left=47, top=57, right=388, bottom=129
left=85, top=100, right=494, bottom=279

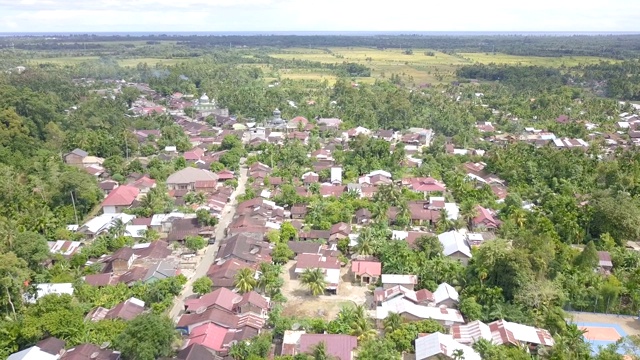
left=280, top=261, right=371, bottom=320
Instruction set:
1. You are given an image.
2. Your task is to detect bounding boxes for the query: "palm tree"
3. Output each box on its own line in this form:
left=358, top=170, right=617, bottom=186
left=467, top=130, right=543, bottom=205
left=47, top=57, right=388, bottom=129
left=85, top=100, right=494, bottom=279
left=108, top=218, right=126, bottom=238
left=355, top=228, right=375, bottom=256
left=437, top=208, right=455, bottom=232
left=452, top=349, right=465, bottom=360
left=300, top=268, right=327, bottom=296
left=460, top=200, right=478, bottom=230
left=512, top=209, right=527, bottom=228
left=308, top=341, right=334, bottom=360
left=234, top=268, right=256, bottom=294
left=383, top=312, right=402, bottom=333
left=350, top=316, right=378, bottom=342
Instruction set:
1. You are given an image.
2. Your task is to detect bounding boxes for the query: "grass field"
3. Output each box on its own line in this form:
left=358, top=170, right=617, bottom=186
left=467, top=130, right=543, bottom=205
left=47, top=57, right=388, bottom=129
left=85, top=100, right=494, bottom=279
left=24, top=46, right=617, bottom=86
left=267, top=47, right=616, bottom=85
left=458, top=53, right=613, bottom=67
left=269, top=47, right=468, bottom=85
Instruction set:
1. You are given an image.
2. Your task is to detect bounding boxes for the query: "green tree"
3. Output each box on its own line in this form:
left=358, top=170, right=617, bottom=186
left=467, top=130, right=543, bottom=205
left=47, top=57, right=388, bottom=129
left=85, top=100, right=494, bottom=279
left=192, top=276, right=213, bottom=295
left=234, top=268, right=257, bottom=294
left=280, top=222, right=298, bottom=241
left=0, top=252, right=30, bottom=318
left=383, top=312, right=403, bottom=333
left=574, top=241, right=599, bottom=270
left=12, top=231, right=50, bottom=271
left=185, top=235, right=207, bottom=253
left=300, top=268, right=327, bottom=296
left=272, top=242, right=295, bottom=265
left=115, top=313, right=177, bottom=360
left=415, top=235, right=444, bottom=259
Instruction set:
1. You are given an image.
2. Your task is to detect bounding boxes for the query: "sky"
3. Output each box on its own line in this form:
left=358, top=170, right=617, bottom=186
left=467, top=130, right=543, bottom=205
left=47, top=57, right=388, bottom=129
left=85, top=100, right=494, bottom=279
left=0, top=0, right=639, bottom=33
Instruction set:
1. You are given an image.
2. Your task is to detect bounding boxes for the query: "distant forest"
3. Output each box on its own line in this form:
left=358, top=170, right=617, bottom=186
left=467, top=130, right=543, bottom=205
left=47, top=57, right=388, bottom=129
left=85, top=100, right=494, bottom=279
left=3, top=34, right=640, bottom=59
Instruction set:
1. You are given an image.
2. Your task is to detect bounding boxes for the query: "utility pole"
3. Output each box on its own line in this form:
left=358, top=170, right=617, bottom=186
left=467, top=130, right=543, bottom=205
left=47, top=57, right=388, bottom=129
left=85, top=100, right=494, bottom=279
left=70, top=191, right=79, bottom=225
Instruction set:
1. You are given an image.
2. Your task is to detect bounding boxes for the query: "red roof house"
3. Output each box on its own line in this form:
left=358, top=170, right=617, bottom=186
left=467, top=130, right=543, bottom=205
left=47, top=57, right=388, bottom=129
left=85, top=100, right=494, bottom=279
left=351, top=261, right=382, bottom=285
left=472, top=206, right=500, bottom=230
left=186, top=323, right=229, bottom=352
left=299, top=334, right=358, bottom=360
left=101, top=185, right=139, bottom=214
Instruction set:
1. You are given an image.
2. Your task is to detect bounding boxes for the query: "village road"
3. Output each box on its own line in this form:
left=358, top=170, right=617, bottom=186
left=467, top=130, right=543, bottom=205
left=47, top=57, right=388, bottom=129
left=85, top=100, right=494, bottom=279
left=169, top=165, right=249, bottom=320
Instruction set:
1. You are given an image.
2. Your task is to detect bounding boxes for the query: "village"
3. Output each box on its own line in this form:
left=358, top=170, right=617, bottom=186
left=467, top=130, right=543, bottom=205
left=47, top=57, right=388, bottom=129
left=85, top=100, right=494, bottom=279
left=10, top=77, right=640, bottom=360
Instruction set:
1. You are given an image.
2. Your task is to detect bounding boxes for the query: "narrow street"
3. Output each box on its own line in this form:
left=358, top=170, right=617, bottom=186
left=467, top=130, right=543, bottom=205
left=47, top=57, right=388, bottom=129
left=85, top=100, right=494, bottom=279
left=169, top=165, right=249, bottom=320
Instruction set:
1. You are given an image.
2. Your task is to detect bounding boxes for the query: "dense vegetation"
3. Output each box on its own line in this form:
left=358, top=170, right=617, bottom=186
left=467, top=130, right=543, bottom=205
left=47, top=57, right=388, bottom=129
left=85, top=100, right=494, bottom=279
left=3, top=35, right=640, bottom=359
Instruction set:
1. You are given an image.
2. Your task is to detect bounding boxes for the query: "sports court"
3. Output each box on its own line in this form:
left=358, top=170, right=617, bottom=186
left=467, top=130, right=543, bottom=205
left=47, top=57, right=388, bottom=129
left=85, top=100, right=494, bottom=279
left=569, top=311, right=640, bottom=355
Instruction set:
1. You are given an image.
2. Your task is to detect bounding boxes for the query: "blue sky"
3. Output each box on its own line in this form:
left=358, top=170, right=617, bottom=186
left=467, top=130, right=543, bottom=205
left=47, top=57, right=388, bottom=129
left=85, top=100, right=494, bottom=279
left=0, top=0, right=639, bottom=33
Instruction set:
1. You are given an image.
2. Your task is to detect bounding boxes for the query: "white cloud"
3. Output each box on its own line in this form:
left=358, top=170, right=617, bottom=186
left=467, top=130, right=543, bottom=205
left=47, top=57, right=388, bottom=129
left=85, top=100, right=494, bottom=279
left=0, top=0, right=638, bottom=32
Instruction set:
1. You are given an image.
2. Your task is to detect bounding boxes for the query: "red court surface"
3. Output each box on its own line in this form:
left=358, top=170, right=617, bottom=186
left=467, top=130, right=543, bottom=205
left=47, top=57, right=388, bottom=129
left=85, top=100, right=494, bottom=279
left=580, top=326, right=622, bottom=341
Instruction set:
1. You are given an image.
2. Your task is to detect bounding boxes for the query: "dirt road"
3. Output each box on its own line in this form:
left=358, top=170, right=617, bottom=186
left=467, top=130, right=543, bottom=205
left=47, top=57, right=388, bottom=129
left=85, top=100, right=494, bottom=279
left=169, top=166, right=248, bottom=320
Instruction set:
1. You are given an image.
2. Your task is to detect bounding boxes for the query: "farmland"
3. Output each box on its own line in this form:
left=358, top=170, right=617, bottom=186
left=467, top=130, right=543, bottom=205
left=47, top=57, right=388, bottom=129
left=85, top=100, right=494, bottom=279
left=266, top=47, right=616, bottom=85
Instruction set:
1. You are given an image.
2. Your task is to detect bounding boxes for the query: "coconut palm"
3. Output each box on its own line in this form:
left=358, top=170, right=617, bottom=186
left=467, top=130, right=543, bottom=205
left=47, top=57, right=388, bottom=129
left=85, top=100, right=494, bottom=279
left=354, top=228, right=375, bottom=256
left=300, top=268, right=327, bottom=296
left=234, top=268, right=256, bottom=294
left=437, top=208, right=455, bottom=232
left=308, top=341, right=335, bottom=360
left=108, top=218, right=126, bottom=238
left=452, top=349, right=465, bottom=360
left=350, top=316, right=378, bottom=342
left=460, top=200, right=478, bottom=230
left=383, top=312, right=403, bottom=333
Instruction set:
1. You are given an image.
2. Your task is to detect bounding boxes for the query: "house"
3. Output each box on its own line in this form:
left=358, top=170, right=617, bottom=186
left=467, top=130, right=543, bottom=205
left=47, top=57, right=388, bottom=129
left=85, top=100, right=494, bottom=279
left=472, top=206, right=500, bottom=230
left=281, top=332, right=358, bottom=360
left=216, top=233, right=272, bottom=265
left=104, top=247, right=136, bottom=273
left=25, top=283, right=74, bottom=304
left=375, top=295, right=464, bottom=328
left=598, top=251, right=613, bottom=273
left=415, top=332, right=481, bottom=360
left=185, top=287, right=239, bottom=313
left=60, top=344, right=121, bottom=360
left=433, top=283, right=459, bottom=308
left=176, top=307, right=264, bottom=335
left=329, top=222, right=351, bottom=242
left=437, top=230, right=473, bottom=266
left=87, top=297, right=146, bottom=322
left=99, top=180, right=119, bottom=195
left=291, top=204, right=308, bottom=219
left=130, top=175, right=156, bottom=194
left=167, top=167, right=219, bottom=191
left=351, top=261, right=382, bottom=285
left=48, top=240, right=82, bottom=258
left=450, top=320, right=493, bottom=345
left=64, top=148, right=88, bottom=166
left=184, top=147, right=205, bottom=161
left=381, top=274, right=418, bottom=290
left=489, top=319, right=555, bottom=347
left=207, top=259, right=249, bottom=289
left=36, top=338, right=66, bottom=358
left=183, top=323, right=230, bottom=355
left=287, top=241, right=322, bottom=256
left=176, top=343, right=219, bottom=360
left=8, top=342, right=63, bottom=360
left=78, top=213, right=136, bottom=238
left=317, top=118, right=342, bottom=129
left=353, top=208, right=372, bottom=224
left=294, top=253, right=341, bottom=294
left=406, top=177, right=447, bottom=195
left=331, top=167, right=343, bottom=185
left=101, top=185, right=139, bottom=214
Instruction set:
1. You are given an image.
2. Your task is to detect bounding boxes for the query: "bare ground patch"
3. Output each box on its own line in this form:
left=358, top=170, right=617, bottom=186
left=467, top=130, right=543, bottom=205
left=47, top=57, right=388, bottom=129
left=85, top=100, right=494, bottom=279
left=280, top=261, right=372, bottom=320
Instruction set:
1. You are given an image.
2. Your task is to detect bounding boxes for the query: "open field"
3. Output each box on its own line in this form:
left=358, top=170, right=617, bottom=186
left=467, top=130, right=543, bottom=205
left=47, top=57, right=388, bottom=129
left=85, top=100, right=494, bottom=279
left=458, top=53, right=614, bottom=67
left=280, top=261, right=371, bottom=320
left=267, top=47, right=618, bottom=85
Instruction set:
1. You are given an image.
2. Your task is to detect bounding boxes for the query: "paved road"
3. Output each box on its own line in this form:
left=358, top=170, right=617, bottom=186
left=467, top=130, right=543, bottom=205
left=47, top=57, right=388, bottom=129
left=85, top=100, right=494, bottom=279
left=169, top=165, right=249, bottom=320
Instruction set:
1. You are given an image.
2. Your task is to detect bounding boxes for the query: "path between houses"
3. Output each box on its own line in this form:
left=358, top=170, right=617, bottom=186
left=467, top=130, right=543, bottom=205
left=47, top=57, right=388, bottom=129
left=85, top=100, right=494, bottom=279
left=169, top=165, right=249, bottom=320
